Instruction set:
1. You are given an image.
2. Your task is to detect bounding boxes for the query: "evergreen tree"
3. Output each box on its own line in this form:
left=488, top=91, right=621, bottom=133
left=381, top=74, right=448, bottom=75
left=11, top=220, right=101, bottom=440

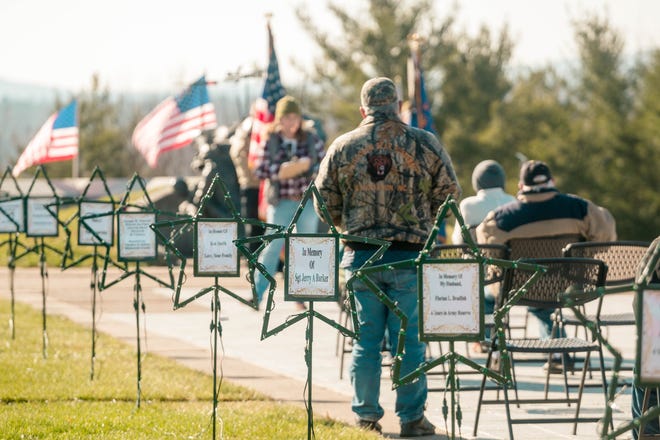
left=77, top=74, right=139, bottom=177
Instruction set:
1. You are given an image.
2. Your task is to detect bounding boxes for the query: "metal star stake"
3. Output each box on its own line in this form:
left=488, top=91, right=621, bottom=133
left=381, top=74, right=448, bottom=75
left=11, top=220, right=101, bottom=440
left=564, top=237, right=660, bottom=439
left=58, top=166, right=119, bottom=380
left=0, top=166, right=30, bottom=340
left=356, top=195, right=545, bottom=439
left=99, top=172, right=176, bottom=408
left=10, top=165, right=69, bottom=358
left=235, top=181, right=389, bottom=440
left=151, top=172, right=275, bottom=440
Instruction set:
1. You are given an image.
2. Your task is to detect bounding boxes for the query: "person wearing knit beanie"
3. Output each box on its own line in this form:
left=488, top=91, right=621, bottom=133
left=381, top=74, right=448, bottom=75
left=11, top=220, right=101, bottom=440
left=471, top=159, right=506, bottom=192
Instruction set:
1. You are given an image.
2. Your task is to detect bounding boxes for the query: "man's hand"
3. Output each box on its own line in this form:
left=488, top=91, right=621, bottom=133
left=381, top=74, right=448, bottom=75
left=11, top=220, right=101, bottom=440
left=278, top=157, right=311, bottom=179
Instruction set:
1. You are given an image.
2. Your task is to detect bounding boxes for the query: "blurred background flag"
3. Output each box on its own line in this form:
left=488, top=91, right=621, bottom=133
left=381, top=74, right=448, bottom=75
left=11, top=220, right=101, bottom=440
left=406, top=34, right=446, bottom=242
left=406, top=34, right=436, bottom=134
left=132, top=76, right=217, bottom=168
left=13, top=100, right=78, bottom=177
left=247, top=20, right=286, bottom=170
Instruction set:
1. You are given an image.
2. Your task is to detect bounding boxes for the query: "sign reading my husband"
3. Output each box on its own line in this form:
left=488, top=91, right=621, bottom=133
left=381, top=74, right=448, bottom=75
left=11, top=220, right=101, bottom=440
left=286, top=236, right=336, bottom=300
left=421, top=262, right=481, bottom=339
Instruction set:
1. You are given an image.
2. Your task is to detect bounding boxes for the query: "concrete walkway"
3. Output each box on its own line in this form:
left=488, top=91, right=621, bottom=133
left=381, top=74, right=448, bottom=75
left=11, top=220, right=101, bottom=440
left=5, top=265, right=636, bottom=439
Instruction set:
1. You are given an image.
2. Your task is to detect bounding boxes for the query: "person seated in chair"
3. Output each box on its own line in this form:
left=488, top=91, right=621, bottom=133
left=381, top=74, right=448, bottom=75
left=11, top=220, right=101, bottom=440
left=477, top=160, right=617, bottom=372
left=451, top=159, right=516, bottom=353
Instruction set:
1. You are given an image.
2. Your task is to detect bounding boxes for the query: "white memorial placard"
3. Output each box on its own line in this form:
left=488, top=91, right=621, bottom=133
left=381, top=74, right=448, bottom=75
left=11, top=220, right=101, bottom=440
left=79, top=202, right=114, bottom=246
left=286, top=235, right=337, bottom=301
left=0, top=198, right=25, bottom=233
left=117, top=212, right=157, bottom=261
left=421, top=261, right=482, bottom=340
left=26, top=197, right=58, bottom=237
left=639, top=289, right=660, bottom=385
left=195, top=220, right=239, bottom=276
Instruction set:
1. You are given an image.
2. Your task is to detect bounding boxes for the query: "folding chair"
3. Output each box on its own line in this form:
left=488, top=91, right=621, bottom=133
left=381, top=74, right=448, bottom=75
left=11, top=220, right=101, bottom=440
left=473, top=257, right=608, bottom=439
left=562, top=241, right=650, bottom=381
left=506, top=234, right=585, bottom=338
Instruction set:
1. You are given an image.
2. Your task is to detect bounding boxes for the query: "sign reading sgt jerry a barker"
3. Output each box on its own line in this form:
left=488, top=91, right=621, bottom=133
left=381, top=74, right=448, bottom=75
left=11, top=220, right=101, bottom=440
left=285, top=235, right=337, bottom=302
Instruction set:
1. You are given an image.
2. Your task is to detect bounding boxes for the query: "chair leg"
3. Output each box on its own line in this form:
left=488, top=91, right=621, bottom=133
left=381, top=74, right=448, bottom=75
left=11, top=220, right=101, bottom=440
left=572, top=351, right=592, bottom=435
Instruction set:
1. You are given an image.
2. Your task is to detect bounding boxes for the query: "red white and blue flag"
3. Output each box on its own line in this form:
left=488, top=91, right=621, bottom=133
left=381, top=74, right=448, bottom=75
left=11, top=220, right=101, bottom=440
left=406, top=46, right=436, bottom=134
left=13, top=100, right=78, bottom=177
left=247, top=22, right=286, bottom=170
left=132, top=76, right=217, bottom=168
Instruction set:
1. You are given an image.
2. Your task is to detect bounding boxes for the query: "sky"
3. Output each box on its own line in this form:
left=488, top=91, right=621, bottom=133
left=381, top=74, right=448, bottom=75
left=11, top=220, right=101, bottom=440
left=1, top=0, right=659, bottom=94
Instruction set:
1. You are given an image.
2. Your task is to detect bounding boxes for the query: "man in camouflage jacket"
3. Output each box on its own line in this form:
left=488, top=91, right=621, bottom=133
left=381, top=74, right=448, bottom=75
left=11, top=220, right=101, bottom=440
left=314, top=77, right=461, bottom=437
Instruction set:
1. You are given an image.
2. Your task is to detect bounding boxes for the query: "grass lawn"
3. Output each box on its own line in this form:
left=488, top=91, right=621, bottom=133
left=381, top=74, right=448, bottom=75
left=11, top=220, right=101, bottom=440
left=0, top=300, right=379, bottom=439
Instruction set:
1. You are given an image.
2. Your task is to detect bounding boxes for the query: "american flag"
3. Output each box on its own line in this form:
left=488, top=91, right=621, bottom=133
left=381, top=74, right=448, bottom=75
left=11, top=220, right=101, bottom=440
left=13, top=100, right=78, bottom=177
left=247, top=22, right=286, bottom=169
left=132, top=76, right=217, bottom=168
left=406, top=46, right=436, bottom=134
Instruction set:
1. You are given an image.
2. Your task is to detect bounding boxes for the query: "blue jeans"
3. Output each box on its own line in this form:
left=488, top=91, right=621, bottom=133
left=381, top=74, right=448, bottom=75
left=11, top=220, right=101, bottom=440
left=343, top=248, right=427, bottom=424
left=254, top=199, right=318, bottom=303
left=528, top=307, right=566, bottom=339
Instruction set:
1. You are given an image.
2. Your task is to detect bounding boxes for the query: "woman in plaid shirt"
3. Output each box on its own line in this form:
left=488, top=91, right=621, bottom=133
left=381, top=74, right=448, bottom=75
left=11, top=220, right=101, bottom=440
left=252, top=95, right=325, bottom=305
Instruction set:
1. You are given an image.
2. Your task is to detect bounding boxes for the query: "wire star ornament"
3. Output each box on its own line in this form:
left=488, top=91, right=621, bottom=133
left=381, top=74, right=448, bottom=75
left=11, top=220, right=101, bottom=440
left=99, top=172, right=176, bottom=408
left=234, top=181, right=389, bottom=439
left=150, top=172, right=280, bottom=440
left=354, top=195, right=545, bottom=439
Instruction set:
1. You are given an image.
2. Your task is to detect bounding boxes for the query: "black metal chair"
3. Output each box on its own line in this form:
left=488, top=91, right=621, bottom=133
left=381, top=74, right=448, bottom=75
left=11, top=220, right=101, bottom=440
left=562, top=240, right=650, bottom=332
left=562, top=241, right=650, bottom=382
left=505, top=234, right=585, bottom=338
left=473, top=257, right=608, bottom=439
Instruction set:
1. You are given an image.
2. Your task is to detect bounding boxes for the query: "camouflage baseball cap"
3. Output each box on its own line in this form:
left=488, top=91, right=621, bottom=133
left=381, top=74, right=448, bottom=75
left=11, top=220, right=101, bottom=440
left=361, top=77, right=398, bottom=109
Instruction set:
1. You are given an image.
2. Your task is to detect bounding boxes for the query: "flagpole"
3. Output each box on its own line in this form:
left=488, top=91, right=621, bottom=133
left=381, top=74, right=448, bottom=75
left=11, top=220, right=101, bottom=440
left=72, top=99, right=80, bottom=178
left=72, top=154, right=79, bottom=178
left=408, top=33, right=425, bottom=128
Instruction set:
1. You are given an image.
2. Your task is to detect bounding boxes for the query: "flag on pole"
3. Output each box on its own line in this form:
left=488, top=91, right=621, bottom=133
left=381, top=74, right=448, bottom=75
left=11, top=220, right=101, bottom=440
left=132, top=76, right=217, bottom=168
left=247, top=21, right=286, bottom=170
left=13, top=100, right=78, bottom=177
left=407, top=36, right=446, bottom=241
left=406, top=39, right=436, bottom=134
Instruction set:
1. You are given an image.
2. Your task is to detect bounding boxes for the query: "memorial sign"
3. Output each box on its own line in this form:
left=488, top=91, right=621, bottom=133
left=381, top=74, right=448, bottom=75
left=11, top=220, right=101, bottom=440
left=419, top=260, right=483, bottom=341
left=117, top=211, right=157, bottom=261
left=26, top=197, right=58, bottom=237
left=78, top=201, right=114, bottom=246
left=285, top=235, right=338, bottom=302
left=194, top=220, right=239, bottom=276
left=0, top=198, right=25, bottom=233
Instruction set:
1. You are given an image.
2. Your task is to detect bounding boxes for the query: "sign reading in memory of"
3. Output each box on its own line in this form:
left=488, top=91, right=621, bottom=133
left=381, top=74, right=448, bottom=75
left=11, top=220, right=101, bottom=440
left=26, top=197, right=58, bottom=237
left=117, top=212, right=157, bottom=261
left=0, top=198, right=25, bottom=233
left=194, top=220, right=239, bottom=276
left=420, top=261, right=483, bottom=341
left=285, top=235, right=338, bottom=302
left=78, top=201, right=115, bottom=246
left=638, top=289, right=660, bottom=385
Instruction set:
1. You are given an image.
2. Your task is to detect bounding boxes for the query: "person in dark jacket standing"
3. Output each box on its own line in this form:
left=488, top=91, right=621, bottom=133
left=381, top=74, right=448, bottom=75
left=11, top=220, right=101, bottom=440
left=314, top=77, right=461, bottom=437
